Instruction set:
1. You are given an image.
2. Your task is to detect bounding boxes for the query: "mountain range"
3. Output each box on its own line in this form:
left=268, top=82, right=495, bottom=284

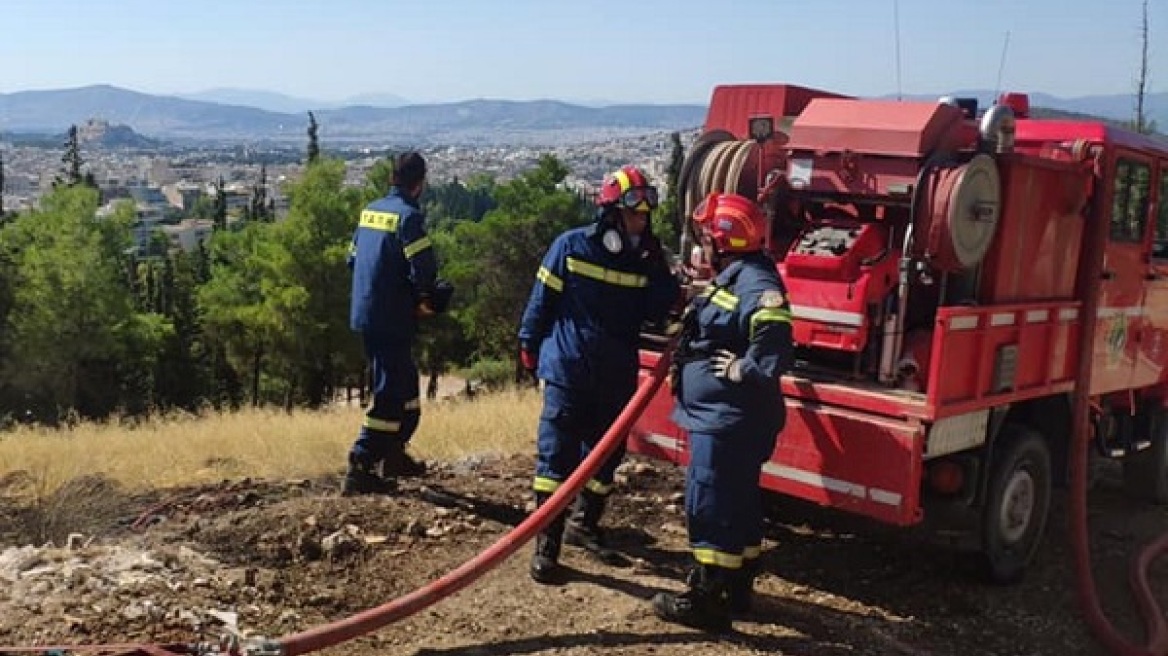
left=0, top=84, right=1164, bottom=146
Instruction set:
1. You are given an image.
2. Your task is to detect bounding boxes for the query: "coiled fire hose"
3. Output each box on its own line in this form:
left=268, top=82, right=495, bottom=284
left=276, top=346, right=675, bottom=656
left=676, top=131, right=759, bottom=260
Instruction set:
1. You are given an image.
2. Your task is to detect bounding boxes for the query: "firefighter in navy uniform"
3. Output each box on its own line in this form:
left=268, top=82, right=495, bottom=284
left=344, top=151, right=451, bottom=496
left=518, top=165, right=681, bottom=584
left=653, top=192, right=794, bottom=632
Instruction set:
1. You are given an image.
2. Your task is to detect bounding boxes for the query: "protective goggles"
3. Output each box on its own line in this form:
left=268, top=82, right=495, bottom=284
left=620, top=186, right=659, bottom=211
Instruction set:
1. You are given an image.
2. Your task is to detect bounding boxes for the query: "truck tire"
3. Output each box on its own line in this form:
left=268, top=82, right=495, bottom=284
left=979, top=425, right=1053, bottom=584
left=1123, top=408, right=1168, bottom=504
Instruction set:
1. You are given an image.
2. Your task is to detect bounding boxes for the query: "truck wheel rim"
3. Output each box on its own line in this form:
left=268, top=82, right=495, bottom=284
left=999, top=469, right=1036, bottom=544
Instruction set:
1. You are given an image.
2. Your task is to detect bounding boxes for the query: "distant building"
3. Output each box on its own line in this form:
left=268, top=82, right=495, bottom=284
left=162, top=219, right=214, bottom=252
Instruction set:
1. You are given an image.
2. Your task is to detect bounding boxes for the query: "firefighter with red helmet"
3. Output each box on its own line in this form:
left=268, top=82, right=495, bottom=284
left=652, top=191, right=794, bottom=632
left=518, top=164, right=681, bottom=584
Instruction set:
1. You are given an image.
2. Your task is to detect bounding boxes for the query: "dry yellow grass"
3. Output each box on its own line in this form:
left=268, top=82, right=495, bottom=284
left=0, top=388, right=543, bottom=495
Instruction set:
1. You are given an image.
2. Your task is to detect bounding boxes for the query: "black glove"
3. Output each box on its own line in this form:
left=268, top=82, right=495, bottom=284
left=429, top=279, right=455, bottom=313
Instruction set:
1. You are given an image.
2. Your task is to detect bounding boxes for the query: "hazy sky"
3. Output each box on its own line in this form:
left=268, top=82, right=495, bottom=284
left=3, top=0, right=1164, bottom=104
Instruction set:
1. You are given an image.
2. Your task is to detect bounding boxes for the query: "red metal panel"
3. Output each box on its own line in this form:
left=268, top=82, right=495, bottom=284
left=781, top=221, right=899, bottom=353
left=781, top=152, right=921, bottom=198
left=764, top=398, right=924, bottom=526
left=704, top=84, right=850, bottom=139
left=977, top=155, right=1090, bottom=303
left=1139, top=270, right=1168, bottom=388
left=787, top=99, right=967, bottom=157
left=781, top=377, right=928, bottom=420
left=926, top=303, right=1081, bottom=417
left=1016, top=120, right=1168, bottom=156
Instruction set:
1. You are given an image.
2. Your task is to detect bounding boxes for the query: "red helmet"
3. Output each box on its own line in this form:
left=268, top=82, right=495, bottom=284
left=597, top=165, right=659, bottom=211
left=692, top=192, right=765, bottom=254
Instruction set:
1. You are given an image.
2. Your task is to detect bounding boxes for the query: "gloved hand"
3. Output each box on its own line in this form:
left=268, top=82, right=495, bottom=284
left=710, top=349, right=743, bottom=382
left=430, top=279, right=455, bottom=313
left=519, top=347, right=538, bottom=375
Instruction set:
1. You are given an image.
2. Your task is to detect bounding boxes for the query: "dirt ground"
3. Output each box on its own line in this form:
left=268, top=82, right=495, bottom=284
left=1, top=452, right=1166, bottom=656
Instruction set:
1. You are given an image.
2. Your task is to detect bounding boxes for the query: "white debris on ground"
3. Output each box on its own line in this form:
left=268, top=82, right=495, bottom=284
left=0, top=536, right=244, bottom=637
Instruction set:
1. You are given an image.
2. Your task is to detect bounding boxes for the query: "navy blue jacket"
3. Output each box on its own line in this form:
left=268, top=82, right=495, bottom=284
left=519, top=223, right=680, bottom=390
left=672, top=252, right=794, bottom=435
left=348, top=188, right=437, bottom=342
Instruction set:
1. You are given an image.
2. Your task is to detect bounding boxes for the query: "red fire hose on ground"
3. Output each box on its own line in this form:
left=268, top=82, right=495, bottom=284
left=1069, top=400, right=1168, bottom=656
left=1068, top=184, right=1168, bottom=656
left=0, top=350, right=673, bottom=656
left=275, top=348, right=674, bottom=656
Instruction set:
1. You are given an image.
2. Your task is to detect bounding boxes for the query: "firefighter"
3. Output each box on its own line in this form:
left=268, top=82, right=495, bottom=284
left=344, top=151, right=452, bottom=496
left=518, top=165, right=681, bottom=584
left=652, top=191, right=793, bottom=632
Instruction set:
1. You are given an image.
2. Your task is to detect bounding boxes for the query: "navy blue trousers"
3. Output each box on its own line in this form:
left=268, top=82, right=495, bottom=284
left=349, top=335, right=420, bottom=466
left=533, top=380, right=636, bottom=496
left=685, top=426, right=777, bottom=567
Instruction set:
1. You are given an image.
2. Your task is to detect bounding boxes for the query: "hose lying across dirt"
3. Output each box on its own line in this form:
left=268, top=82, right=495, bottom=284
left=1068, top=195, right=1168, bottom=656
left=0, top=350, right=673, bottom=656
left=276, top=347, right=675, bottom=656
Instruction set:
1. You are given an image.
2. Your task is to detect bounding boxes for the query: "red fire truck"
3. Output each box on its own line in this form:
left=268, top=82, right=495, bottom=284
left=628, top=83, right=1168, bottom=582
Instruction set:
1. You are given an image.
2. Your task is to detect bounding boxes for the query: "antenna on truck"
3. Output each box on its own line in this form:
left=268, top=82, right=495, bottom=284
left=994, top=30, right=1012, bottom=102
left=893, top=0, right=903, bottom=101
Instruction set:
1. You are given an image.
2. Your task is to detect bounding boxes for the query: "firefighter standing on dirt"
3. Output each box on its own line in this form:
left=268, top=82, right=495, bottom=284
left=344, top=151, right=452, bottom=496
left=653, top=191, right=793, bottom=632
left=518, top=165, right=681, bottom=584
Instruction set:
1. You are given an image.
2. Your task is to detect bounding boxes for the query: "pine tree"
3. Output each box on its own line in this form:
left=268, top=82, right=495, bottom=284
left=307, top=112, right=321, bottom=164
left=657, top=131, right=686, bottom=250
left=1133, top=0, right=1157, bottom=134
left=250, top=164, right=270, bottom=222
left=56, top=125, right=84, bottom=187
left=213, top=176, right=228, bottom=232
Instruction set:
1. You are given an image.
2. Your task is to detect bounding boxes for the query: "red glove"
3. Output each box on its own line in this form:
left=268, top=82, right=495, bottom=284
left=520, top=349, right=538, bottom=373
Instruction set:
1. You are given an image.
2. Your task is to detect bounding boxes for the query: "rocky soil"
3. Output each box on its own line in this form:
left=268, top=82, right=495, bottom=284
left=1, top=454, right=1165, bottom=656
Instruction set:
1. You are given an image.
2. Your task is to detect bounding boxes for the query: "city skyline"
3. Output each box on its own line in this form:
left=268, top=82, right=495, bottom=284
left=2, top=0, right=1163, bottom=105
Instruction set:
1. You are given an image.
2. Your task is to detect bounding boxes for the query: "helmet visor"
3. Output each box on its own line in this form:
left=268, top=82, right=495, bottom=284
left=620, top=186, right=659, bottom=211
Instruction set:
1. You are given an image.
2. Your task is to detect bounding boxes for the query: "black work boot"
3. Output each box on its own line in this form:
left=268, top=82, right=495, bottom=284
left=341, top=460, right=397, bottom=496
left=530, top=530, right=565, bottom=584
left=563, top=489, right=624, bottom=565
left=653, top=564, right=733, bottom=633
left=728, top=560, right=758, bottom=615
left=381, top=442, right=427, bottom=478
left=530, top=492, right=567, bottom=584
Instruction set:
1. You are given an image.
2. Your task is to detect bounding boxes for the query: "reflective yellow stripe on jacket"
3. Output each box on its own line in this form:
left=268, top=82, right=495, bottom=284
left=537, top=266, right=564, bottom=292
left=565, top=257, right=647, bottom=288
left=750, top=306, right=793, bottom=339
left=701, top=286, right=739, bottom=312
left=359, top=210, right=400, bottom=232
left=403, top=236, right=431, bottom=259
